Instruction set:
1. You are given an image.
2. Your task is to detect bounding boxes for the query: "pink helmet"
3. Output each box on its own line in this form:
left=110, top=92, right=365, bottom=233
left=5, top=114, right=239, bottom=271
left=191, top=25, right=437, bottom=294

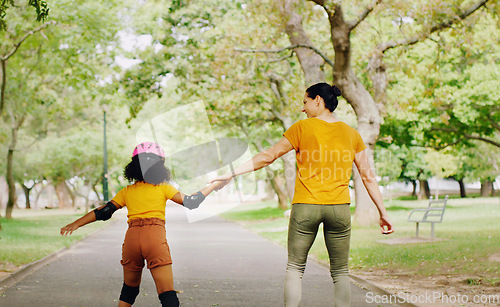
left=132, top=142, right=165, bottom=158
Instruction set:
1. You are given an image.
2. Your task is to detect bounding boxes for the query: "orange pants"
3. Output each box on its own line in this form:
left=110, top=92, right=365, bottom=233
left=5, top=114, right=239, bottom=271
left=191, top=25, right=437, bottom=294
left=121, top=218, right=172, bottom=271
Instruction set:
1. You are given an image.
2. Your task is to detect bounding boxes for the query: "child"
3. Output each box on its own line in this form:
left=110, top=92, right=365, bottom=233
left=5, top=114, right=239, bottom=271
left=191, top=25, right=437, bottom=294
left=61, top=142, right=225, bottom=306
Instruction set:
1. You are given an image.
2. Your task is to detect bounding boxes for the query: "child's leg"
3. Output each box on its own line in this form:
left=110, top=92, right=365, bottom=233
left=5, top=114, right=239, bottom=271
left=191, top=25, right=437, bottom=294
left=151, top=264, right=178, bottom=306
left=150, top=264, right=174, bottom=293
left=118, top=268, right=142, bottom=307
left=124, top=267, right=143, bottom=287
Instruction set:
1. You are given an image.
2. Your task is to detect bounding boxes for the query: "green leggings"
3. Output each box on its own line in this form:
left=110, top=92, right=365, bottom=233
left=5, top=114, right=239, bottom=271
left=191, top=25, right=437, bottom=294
left=285, top=203, right=351, bottom=307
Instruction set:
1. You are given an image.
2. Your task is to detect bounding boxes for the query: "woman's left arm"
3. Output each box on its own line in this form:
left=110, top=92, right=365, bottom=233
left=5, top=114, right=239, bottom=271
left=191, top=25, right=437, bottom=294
left=354, top=149, right=394, bottom=234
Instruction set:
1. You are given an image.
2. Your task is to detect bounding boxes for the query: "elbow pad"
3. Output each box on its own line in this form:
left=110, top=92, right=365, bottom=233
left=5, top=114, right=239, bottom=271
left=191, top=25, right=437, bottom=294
left=183, top=191, right=206, bottom=210
left=94, top=202, right=117, bottom=221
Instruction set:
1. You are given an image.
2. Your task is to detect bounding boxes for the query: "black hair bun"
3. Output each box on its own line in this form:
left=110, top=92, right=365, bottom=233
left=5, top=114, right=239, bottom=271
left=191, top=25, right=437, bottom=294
left=331, top=85, right=341, bottom=97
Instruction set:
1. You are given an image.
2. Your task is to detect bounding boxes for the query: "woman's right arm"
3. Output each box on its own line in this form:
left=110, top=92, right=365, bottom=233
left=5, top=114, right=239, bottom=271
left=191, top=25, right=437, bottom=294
left=353, top=149, right=394, bottom=234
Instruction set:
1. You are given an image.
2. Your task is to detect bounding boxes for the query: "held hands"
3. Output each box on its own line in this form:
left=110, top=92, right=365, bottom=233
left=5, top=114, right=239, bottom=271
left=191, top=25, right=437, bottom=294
left=209, top=174, right=233, bottom=191
left=379, top=215, right=394, bottom=235
left=60, top=222, right=79, bottom=236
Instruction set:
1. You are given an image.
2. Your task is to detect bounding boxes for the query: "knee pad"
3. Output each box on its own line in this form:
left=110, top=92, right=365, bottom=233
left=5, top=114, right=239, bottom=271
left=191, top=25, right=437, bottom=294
left=119, top=282, right=140, bottom=305
left=159, top=290, right=179, bottom=307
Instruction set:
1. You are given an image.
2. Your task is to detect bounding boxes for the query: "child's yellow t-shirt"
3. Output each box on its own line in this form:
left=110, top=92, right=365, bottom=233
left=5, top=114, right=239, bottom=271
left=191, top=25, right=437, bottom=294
left=111, top=181, right=180, bottom=221
left=283, top=118, right=367, bottom=205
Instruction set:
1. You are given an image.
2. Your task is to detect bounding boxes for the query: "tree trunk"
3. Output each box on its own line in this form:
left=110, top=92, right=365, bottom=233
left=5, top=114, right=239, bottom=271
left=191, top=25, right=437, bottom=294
left=282, top=0, right=325, bottom=86
left=252, top=137, right=292, bottom=208
left=5, top=146, right=15, bottom=219
left=20, top=183, right=33, bottom=209
left=66, top=183, right=76, bottom=208
left=55, top=181, right=72, bottom=209
left=83, top=184, right=92, bottom=213
left=34, top=181, right=49, bottom=209
left=0, top=176, right=7, bottom=211
left=480, top=180, right=493, bottom=197
left=411, top=180, right=417, bottom=198
left=92, top=183, right=101, bottom=207
left=5, top=116, right=24, bottom=219
left=267, top=170, right=289, bottom=210
left=457, top=178, right=467, bottom=198
left=0, top=177, right=3, bottom=228
left=418, top=179, right=430, bottom=200
left=368, top=52, right=387, bottom=109
left=263, top=180, right=276, bottom=201
left=0, top=59, right=6, bottom=114
left=0, top=176, right=5, bottom=229
left=281, top=2, right=384, bottom=225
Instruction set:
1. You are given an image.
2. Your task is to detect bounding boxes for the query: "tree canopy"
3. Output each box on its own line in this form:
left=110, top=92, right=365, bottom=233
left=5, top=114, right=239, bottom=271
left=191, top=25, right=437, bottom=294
left=1, top=0, right=498, bottom=227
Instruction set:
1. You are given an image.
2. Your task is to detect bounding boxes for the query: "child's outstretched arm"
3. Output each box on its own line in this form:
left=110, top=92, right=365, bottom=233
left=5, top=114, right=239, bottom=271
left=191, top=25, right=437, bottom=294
left=171, top=181, right=228, bottom=210
left=60, top=200, right=120, bottom=236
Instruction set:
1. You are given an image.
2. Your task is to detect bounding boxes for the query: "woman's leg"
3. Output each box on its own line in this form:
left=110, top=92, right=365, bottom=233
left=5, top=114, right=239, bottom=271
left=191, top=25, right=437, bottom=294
left=118, top=268, right=142, bottom=307
left=151, top=264, right=179, bottom=307
left=285, top=204, right=322, bottom=307
left=323, top=204, right=351, bottom=307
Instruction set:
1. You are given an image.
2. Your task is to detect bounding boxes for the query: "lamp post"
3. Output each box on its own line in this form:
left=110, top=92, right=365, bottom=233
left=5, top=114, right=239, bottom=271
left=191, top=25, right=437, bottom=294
left=102, top=105, right=109, bottom=202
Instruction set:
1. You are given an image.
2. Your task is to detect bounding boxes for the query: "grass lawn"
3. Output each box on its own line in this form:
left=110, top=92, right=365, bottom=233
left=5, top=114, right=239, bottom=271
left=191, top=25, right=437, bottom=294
left=219, top=197, right=500, bottom=286
left=0, top=210, right=109, bottom=270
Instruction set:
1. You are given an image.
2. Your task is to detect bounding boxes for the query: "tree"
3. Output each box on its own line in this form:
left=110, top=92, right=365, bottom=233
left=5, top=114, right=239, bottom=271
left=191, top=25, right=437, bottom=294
left=423, top=149, right=458, bottom=199
left=0, top=0, right=123, bottom=220
left=385, top=9, right=499, bottom=150
left=0, top=0, right=49, bottom=31
left=289, top=0, right=493, bottom=224
left=374, top=144, right=402, bottom=200
left=29, top=119, right=129, bottom=208
left=379, top=5, right=499, bottom=198
left=456, top=142, right=499, bottom=197
left=230, top=0, right=491, bottom=224
left=116, top=0, right=493, bottom=222
left=117, top=1, right=305, bottom=208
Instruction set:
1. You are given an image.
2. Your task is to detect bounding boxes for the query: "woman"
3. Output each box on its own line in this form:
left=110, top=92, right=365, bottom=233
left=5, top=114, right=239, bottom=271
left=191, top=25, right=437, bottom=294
left=61, top=142, right=225, bottom=306
left=212, top=83, right=394, bottom=306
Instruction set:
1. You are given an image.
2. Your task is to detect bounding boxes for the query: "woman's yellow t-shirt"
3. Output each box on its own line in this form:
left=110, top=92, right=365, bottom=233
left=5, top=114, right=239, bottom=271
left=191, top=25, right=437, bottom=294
left=283, top=118, right=367, bottom=205
left=111, top=181, right=180, bottom=221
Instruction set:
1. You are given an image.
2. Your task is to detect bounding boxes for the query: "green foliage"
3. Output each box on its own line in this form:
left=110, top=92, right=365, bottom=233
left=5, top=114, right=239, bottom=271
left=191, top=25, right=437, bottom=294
left=454, top=142, right=500, bottom=182
left=0, top=0, right=129, bottom=216
left=374, top=145, right=403, bottom=185
left=423, top=149, right=459, bottom=179
left=0, top=0, right=497, bottom=216
left=384, top=10, right=499, bottom=149
left=0, top=0, right=49, bottom=31
left=375, top=142, right=433, bottom=184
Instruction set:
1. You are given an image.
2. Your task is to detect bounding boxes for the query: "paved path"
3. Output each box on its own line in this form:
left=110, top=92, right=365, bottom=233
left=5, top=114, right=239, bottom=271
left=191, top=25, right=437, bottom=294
left=0, top=203, right=394, bottom=306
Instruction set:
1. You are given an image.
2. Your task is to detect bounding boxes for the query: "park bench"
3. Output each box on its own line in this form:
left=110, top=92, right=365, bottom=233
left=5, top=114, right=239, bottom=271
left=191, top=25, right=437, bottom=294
left=407, top=195, right=448, bottom=238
